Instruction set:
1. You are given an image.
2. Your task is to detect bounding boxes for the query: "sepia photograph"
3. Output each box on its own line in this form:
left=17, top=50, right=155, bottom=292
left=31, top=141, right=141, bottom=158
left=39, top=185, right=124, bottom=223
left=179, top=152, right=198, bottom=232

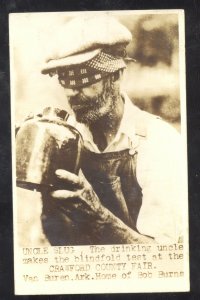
left=10, top=10, right=189, bottom=294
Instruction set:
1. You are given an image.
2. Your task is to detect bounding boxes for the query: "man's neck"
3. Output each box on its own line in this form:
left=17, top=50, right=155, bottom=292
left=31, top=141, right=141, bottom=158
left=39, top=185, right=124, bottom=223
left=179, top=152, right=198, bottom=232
left=88, top=96, right=124, bottom=152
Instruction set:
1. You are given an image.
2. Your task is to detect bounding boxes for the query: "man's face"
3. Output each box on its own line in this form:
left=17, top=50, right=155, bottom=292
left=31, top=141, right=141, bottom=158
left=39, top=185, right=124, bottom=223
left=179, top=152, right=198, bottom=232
left=63, top=76, right=118, bottom=125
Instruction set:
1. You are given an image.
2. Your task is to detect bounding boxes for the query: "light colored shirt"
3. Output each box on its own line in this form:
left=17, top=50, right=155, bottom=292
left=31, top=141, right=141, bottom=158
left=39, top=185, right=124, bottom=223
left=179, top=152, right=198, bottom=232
left=67, top=93, right=183, bottom=243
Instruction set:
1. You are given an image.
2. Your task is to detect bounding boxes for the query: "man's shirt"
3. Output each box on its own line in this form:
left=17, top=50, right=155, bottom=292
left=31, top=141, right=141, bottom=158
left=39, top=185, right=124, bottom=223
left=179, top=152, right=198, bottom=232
left=67, top=93, right=184, bottom=243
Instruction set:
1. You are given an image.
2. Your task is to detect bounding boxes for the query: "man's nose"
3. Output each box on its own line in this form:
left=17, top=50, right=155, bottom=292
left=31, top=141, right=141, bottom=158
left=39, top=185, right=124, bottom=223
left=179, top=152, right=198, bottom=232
left=64, top=87, right=81, bottom=97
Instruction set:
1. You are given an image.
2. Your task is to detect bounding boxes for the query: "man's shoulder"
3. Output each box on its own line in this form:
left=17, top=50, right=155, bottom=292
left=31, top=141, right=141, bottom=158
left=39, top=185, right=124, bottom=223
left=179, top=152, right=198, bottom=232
left=129, top=103, right=180, bottom=143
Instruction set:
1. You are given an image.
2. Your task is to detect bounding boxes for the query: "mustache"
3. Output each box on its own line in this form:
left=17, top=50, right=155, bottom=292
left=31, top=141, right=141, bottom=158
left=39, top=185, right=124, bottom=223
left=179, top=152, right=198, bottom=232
left=68, top=94, right=92, bottom=106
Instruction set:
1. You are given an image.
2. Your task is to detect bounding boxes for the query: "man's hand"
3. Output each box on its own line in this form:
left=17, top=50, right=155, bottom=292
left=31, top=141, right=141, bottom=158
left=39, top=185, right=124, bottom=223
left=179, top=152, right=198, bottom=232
left=50, top=169, right=107, bottom=222
left=41, top=168, right=112, bottom=245
left=41, top=169, right=155, bottom=245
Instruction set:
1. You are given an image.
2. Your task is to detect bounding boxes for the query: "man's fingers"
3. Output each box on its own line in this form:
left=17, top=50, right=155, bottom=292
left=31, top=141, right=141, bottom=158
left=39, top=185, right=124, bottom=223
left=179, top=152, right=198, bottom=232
left=55, top=169, right=84, bottom=188
left=51, top=189, right=80, bottom=200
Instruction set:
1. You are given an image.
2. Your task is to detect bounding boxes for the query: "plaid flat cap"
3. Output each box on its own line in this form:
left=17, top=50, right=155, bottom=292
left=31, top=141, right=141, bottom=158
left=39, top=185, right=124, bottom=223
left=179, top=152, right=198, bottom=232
left=41, top=15, right=132, bottom=74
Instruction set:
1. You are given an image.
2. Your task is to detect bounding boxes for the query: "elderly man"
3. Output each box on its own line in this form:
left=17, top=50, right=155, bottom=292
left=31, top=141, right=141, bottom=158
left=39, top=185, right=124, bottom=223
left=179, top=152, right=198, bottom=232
left=40, top=15, right=182, bottom=245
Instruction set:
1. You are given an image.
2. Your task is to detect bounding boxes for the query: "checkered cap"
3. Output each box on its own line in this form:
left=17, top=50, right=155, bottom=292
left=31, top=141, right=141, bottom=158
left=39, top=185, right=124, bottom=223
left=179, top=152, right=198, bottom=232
left=41, top=15, right=132, bottom=75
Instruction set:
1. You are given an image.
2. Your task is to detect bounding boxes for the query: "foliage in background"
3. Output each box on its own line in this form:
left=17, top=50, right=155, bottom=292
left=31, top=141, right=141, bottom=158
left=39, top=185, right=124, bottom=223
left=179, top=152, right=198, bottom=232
left=121, top=14, right=180, bottom=128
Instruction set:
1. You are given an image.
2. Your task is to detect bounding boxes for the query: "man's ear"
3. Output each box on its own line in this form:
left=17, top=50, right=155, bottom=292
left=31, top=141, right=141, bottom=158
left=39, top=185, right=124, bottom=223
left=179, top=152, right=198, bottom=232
left=112, top=69, right=124, bottom=82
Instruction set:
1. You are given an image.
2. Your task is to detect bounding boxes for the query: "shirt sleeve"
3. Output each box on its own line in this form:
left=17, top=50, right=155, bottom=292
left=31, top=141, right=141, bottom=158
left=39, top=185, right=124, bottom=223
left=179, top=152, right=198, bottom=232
left=136, top=118, right=185, bottom=243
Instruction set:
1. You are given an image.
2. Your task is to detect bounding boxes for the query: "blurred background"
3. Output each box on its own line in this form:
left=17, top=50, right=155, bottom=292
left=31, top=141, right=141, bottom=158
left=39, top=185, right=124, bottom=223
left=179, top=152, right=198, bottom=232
left=121, top=13, right=180, bottom=130
left=10, top=11, right=182, bottom=246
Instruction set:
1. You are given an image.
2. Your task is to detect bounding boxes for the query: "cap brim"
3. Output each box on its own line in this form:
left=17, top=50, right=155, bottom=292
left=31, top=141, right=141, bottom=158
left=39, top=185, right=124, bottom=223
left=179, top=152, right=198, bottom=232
left=41, top=48, right=101, bottom=74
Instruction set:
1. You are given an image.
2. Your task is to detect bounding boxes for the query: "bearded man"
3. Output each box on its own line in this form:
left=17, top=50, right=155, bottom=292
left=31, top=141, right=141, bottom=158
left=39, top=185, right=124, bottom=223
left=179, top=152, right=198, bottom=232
left=40, top=15, right=182, bottom=245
